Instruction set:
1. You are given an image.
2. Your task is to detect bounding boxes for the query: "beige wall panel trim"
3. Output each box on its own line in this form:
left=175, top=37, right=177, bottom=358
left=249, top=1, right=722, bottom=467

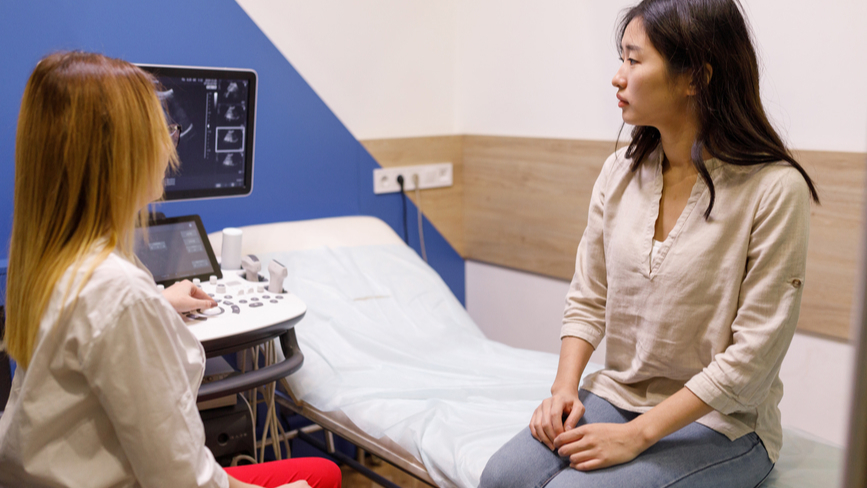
left=361, top=136, right=466, bottom=256
left=462, top=136, right=865, bottom=341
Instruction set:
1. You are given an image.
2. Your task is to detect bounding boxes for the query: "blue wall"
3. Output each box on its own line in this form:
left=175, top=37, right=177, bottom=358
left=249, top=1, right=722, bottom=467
left=0, top=0, right=464, bottom=303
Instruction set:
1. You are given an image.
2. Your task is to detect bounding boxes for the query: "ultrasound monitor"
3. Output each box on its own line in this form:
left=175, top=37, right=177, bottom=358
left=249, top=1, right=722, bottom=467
left=137, top=64, right=257, bottom=201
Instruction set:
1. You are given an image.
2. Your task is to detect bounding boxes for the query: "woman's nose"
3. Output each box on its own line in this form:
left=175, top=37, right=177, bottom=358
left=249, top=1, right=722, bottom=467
left=612, top=66, right=626, bottom=89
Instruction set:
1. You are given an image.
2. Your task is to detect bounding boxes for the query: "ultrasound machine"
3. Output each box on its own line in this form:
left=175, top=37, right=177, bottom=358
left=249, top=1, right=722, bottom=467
left=133, top=65, right=306, bottom=463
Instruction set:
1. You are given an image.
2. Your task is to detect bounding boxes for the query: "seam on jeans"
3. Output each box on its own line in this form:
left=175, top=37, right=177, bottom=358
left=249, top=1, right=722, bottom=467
left=660, top=436, right=763, bottom=488
left=755, top=463, right=775, bottom=487
left=540, top=466, right=569, bottom=488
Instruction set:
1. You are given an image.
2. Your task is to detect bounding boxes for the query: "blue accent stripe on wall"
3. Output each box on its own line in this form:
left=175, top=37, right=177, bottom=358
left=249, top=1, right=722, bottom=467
left=0, top=0, right=464, bottom=304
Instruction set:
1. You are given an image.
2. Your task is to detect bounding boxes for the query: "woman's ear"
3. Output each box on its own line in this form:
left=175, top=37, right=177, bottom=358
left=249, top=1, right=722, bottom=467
left=687, top=63, right=713, bottom=96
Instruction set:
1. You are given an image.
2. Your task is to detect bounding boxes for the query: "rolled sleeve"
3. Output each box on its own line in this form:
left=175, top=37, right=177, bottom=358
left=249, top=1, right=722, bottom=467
left=81, top=297, right=228, bottom=488
left=560, top=153, right=615, bottom=349
left=686, top=168, right=810, bottom=414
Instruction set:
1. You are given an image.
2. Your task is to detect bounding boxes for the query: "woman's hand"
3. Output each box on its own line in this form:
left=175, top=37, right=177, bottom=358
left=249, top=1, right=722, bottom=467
left=161, top=280, right=217, bottom=314
left=552, top=388, right=714, bottom=471
left=276, top=482, right=311, bottom=488
left=553, top=421, right=648, bottom=471
left=530, top=388, right=585, bottom=451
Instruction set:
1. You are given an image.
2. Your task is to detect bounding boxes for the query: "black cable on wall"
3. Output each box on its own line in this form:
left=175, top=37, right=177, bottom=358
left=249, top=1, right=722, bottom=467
left=397, top=175, right=408, bottom=245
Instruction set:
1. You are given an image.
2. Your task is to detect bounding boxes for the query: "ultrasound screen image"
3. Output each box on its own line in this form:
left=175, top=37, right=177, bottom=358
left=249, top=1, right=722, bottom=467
left=220, top=152, right=244, bottom=169
left=138, top=65, right=256, bottom=200
left=216, top=127, right=245, bottom=152
left=218, top=103, right=245, bottom=123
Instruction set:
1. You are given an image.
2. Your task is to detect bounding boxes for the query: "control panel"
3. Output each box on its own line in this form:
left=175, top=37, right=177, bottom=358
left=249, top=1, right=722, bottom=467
left=181, top=264, right=306, bottom=344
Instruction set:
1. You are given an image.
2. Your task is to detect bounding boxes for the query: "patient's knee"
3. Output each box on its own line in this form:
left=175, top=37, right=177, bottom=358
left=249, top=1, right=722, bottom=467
left=479, top=447, right=517, bottom=488
left=479, top=428, right=563, bottom=488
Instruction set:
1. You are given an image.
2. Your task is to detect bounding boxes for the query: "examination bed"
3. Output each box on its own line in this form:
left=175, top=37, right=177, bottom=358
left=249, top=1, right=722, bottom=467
left=209, top=216, right=843, bottom=488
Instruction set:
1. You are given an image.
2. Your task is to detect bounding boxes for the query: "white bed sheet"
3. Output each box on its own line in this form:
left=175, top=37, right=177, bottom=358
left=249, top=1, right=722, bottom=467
left=264, top=243, right=841, bottom=488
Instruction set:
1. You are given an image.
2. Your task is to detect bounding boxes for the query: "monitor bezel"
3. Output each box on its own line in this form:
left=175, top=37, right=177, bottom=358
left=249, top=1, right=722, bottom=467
left=136, top=214, right=222, bottom=287
left=136, top=64, right=257, bottom=202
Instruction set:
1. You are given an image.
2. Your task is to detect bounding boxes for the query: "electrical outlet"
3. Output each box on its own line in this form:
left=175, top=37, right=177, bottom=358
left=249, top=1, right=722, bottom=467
left=373, top=163, right=453, bottom=194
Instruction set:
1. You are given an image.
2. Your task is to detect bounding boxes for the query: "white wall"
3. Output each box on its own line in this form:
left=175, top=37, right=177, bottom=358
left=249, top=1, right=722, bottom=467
left=455, top=0, right=867, bottom=151
left=466, top=260, right=855, bottom=446
left=235, top=0, right=458, bottom=140
left=744, top=0, right=867, bottom=152
left=455, top=1, right=630, bottom=141
left=239, top=0, right=867, bottom=152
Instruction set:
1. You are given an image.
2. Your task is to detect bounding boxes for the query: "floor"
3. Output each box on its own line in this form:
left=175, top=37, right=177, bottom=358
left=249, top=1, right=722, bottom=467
left=340, top=456, right=434, bottom=488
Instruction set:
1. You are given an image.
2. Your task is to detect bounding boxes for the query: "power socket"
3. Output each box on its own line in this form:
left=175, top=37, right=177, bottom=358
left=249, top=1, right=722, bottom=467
left=373, top=162, right=453, bottom=194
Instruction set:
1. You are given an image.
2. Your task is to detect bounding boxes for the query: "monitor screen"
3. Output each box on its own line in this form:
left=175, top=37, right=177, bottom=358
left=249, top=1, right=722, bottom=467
left=137, top=64, right=257, bottom=201
left=134, top=215, right=222, bottom=286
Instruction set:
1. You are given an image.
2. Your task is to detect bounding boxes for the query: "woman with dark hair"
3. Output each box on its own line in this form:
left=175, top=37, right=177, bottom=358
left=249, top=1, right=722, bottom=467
left=480, top=0, right=817, bottom=486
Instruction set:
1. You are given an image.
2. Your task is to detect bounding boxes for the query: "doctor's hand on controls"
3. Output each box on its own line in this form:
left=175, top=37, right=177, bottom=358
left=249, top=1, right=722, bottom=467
left=162, top=279, right=218, bottom=313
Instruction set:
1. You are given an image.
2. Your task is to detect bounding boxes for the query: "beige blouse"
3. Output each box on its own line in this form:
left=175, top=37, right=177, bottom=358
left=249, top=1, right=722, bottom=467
left=561, top=148, right=811, bottom=463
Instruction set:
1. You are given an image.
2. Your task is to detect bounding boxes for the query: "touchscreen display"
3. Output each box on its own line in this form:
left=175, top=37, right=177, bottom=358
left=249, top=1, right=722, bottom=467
left=134, top=219, right=219, bottom=285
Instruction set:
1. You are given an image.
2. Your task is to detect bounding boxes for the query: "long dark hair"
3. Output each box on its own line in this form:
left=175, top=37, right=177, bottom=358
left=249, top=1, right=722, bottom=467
left=618, top=0, right=819, bottom=217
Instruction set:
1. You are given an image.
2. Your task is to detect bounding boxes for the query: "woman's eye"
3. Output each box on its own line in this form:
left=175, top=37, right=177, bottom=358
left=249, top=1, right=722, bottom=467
left=628, top=58, right=637, bottom=65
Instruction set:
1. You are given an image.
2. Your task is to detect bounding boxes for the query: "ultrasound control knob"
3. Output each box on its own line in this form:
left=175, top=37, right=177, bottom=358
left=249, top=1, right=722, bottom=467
left=216, top=283, right=226, bottom=294
left=193, top=278, right=201, bottom=287
left=199, top=306, right=224, bottom=317
left=209, top=275, right=218, bottom=285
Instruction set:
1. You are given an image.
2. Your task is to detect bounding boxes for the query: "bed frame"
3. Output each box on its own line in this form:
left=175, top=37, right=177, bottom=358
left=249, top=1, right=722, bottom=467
left=276, top=383, right=436, bottom=487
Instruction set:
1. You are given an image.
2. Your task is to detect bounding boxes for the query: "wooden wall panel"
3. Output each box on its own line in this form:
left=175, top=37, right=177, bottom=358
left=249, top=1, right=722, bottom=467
left=364, top=134, right=865, bottom=341
left=463, top=136, right=614, bottom=279
left=361, top=136, right=465, bottom=256
left=795, top=149, right=866, bottom=339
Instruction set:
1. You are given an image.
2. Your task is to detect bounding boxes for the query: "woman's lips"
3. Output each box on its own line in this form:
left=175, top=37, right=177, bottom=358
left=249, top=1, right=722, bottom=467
left=617, top=94, right=628, bottom=107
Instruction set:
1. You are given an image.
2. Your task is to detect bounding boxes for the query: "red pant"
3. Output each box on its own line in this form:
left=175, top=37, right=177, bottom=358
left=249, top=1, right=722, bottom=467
left=224, top=457, right=341, bottom=488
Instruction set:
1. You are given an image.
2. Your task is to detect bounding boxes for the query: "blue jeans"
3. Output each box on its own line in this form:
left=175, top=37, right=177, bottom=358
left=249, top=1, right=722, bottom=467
left=480, top=391, right=774, bottom=488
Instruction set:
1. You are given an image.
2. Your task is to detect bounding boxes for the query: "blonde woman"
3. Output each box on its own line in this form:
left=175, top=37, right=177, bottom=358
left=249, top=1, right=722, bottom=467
left=0, top=52, right=341, bottom=488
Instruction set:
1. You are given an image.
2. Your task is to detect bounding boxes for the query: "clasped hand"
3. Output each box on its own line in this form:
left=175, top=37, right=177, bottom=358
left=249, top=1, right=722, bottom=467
left=530, top=390, right=647, bottom=471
